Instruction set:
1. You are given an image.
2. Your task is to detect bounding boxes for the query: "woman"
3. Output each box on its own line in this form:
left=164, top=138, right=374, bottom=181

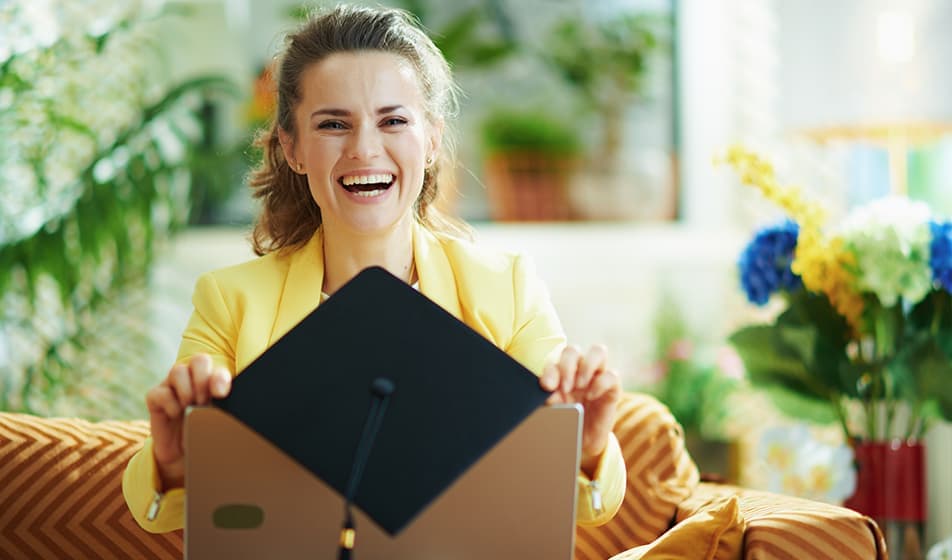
left=123, top=4, right=626, bottom=533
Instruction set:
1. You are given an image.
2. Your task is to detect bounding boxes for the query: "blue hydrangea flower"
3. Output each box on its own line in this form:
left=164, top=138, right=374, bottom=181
left=931, top=220, right=952, bottom=292
left=739, top=221, right=803, bottom=305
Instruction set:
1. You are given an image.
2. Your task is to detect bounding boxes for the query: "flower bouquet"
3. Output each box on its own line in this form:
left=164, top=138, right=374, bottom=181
left=722, top=146, right=952, bottom=553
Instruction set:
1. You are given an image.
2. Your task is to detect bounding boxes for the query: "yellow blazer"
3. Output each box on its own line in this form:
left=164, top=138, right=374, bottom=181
left=123, top=223, right=626, bottom=532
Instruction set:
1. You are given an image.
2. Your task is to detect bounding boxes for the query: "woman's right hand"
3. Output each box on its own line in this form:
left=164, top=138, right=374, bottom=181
left=145, top=354, right=232, bottom=490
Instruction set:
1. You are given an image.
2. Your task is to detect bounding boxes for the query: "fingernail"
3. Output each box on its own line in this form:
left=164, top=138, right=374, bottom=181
left=213, top=376, right=228, bottom=395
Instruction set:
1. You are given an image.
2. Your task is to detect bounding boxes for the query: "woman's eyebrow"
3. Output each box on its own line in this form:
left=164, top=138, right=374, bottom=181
left=311, top=108, right=349, bottom=118
left=310, top=105, right=406, bottom=118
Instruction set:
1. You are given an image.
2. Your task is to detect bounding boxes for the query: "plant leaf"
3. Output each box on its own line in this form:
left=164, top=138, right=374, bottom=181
left=729, top=325, right=833, bottom=401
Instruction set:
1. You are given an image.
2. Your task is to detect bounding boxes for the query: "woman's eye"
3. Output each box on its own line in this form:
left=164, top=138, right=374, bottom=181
left=382, top=117, right=408, bottom=127
left=318, top=121, right=346, bottom=130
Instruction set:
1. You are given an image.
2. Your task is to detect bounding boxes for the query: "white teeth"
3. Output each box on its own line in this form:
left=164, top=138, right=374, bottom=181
left=353, top=189, right=385, bottom=198
left=341, top=173, right=393, bottom=186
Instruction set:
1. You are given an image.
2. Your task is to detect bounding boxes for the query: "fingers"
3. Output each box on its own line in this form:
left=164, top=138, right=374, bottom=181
left=189, top=356, right=211, bottom=405
left=557, top=345, right=581, bottom=394
left=209, top=366, right=232, bottom=399
left=543, top=344, right=613, bottom=404
left=146, top=385, right=182, bottom=420
left=586, top=367, right=620, bottom=402
left=575, top=344, right=607, bottom=391
left=540, top=363, right=560, bottom=391
left=168, top=364, right=195, bottom=409
left=149, top=354, right=231, bottom=422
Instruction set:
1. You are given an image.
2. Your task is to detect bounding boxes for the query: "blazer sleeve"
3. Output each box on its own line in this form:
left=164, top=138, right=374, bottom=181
left=175, top=271, right=239, bottom=371
left=122, top=272, right=238, bottom=532
left=504, top=254, right=566, bottom=374
left=505, top=254, right=627, bottom=527
left=122, top=438, right=185, bottom=532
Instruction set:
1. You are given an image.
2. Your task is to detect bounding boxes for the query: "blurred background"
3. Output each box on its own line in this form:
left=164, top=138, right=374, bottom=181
left=2, top=0, right=952, bottom=553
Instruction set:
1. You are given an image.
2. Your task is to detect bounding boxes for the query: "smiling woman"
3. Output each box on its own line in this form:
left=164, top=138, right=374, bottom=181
left=122, top=3, right=629, bottom=549
left=276, top=50, right=440, bottom=268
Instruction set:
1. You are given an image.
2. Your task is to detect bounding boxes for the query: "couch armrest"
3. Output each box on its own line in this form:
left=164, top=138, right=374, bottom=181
left=575, top=392, right=700, bottom=560
left=680, top=482, right=887, bottom=560
left=0, top=413, right=182, bottom=559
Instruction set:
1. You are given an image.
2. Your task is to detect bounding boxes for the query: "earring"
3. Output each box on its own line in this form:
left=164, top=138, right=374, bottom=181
left=425, top=156, right=434, bottom=166
left=297, top=162, right=303, bottom=172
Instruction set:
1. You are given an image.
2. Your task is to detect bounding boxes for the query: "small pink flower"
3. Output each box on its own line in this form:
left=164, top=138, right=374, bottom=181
left=667, top=339, right=694, bottom=361
left=716, top=346, right=745, bottom=380
left=644, top=362, right=669, bottom=384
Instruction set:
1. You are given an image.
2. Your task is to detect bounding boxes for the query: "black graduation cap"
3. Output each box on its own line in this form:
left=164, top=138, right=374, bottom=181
left=213, top=266, right=550, bottom=543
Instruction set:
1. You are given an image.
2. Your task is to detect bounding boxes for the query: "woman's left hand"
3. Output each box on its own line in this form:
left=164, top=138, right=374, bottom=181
left=540, top=344, right=621, bottom=474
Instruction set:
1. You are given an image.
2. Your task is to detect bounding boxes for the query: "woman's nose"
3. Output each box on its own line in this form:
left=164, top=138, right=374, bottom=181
left=346, top=124, right=382, bottom=160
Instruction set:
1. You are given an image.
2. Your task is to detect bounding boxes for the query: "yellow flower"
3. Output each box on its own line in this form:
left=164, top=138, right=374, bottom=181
left=718, top=146, right=826, bottom=229
left=808, top=465, right=833, bottom=495
left=765, top=443, right=794, bottom=470
left=719, top=145, right=865, bottom=331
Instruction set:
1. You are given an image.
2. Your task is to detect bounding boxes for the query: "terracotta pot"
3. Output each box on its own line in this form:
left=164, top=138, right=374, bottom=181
left=483, top=151, right=578, bottom=221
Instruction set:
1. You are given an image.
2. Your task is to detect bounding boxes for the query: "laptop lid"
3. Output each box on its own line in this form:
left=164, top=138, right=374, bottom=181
left=184, top=403, right=581, bottom=559
left=209, top=266, right=556, bottom=536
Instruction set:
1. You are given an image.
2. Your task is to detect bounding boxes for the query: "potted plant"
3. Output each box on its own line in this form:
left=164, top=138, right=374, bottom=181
left=540, top=11, right=670, bottom=220
left=542, top=12, right=665, bottom=173
left=479, top=106, right=582, bottom=221
left=644, top=294, right=743, bottom=482
left=723, top=146, right=952, bottom=555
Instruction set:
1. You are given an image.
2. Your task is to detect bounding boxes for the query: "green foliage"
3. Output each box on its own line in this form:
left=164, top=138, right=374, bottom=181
left=537, top=10, right=670, bottom=170
left=0, top=77, right=233, bottom=413
left=0, top=5, right=236, bottom=415
left=645, top=295, right=741, bottom=441
left=480, top=108, right=581, bottom=155
left=730, top=290, right=852, bottom=403
left=730, top=288, right=952, bottom=438
left=541, top=12, right=667, bottom=112
left=653, top=359, right=739, bottom=442
left=289, top=1, right=517, bottom=71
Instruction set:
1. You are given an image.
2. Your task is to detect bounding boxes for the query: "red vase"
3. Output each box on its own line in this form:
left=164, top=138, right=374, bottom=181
left=844, top=441, right=926, bottom=560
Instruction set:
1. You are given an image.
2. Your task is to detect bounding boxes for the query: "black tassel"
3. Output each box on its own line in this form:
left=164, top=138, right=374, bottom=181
left=337, top=510, right=355, bottom=560
left=336, top=377, right=394, bottom=560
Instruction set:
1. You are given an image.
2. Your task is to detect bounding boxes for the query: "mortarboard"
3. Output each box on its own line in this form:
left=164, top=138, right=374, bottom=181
left=212, top=266, right=551, bottom=543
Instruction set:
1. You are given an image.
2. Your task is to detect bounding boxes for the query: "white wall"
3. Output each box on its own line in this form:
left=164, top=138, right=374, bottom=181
left=677, top=0, right=952, bottom=546
left=775, top=0, right=952, bottom=129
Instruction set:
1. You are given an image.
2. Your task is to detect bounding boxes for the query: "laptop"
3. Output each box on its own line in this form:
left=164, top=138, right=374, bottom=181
left=184, top=403, right=582, bottom=559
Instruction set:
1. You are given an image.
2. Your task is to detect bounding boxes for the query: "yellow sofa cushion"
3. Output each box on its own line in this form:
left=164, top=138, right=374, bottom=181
left=680, top=483, right=887, bottom=560
left=610, top=495, right=745, bottom=560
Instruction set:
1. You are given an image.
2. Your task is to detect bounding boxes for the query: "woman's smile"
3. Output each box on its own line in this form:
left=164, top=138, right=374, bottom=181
left=338, top=171, right=396, bottom=199
left=282, top=51, right=440, bottom=236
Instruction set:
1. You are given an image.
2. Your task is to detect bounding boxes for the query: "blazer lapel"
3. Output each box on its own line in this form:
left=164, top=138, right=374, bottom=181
left=269, top=230, right=325, bottom=347
left=413, top=222, right=462, bottom=320
left=268, top=223, right=462, bottom=348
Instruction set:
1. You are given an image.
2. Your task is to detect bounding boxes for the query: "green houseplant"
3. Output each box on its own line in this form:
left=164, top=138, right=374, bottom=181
left=541, top=11, right=668, bottom=175
left=0, top=1, right=234, bottom=418
left=480, top=107, right=582, bottom=221
left=532, top=10, right=672, bottom=221
left=644, top=293, right=742, bottom=481
left=723, top=146, right=952, bottom=552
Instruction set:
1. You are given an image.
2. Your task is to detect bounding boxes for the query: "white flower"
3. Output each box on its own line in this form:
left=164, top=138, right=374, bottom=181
left=838, top=195, right=933, bottom=306
left=759, top=424, right=857, bottom=504
left=928, top=537, right=952, bottom=560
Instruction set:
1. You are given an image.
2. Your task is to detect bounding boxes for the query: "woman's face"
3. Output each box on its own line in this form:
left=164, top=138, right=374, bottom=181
left=282, top=51, right=441, bottom=236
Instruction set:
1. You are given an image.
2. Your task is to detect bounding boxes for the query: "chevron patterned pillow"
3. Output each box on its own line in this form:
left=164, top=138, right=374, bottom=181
left=0, top=413, right=182, bottom=560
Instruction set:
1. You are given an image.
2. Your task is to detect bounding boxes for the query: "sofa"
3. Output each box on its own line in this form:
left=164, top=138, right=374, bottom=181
left=0, top=393, right=885, bottom=559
